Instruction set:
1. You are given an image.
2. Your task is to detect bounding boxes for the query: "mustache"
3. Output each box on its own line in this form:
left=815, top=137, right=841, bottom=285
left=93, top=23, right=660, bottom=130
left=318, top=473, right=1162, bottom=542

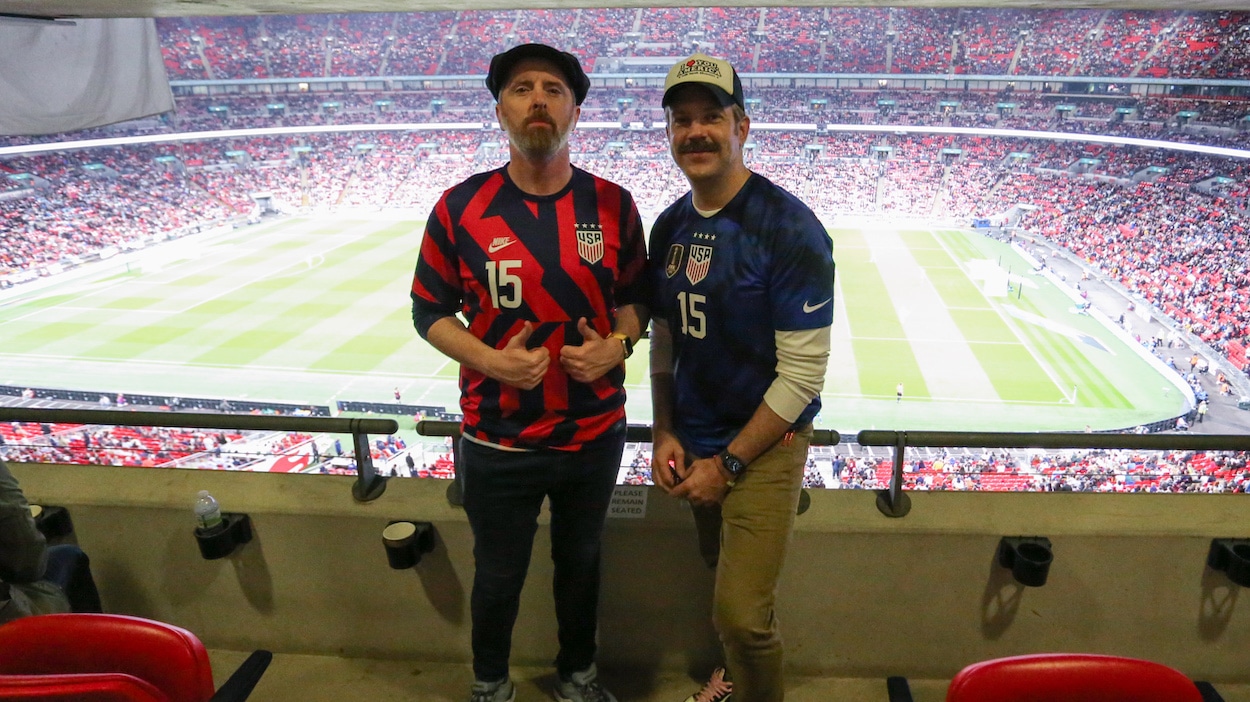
left=525, top=113, right=556, bottom=127
left=678, top=139, right=718, bottom=154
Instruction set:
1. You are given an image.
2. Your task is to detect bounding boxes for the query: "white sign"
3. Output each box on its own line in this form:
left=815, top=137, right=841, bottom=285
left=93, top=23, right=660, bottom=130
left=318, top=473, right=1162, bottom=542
left=608, top=486, right=647, bottom=519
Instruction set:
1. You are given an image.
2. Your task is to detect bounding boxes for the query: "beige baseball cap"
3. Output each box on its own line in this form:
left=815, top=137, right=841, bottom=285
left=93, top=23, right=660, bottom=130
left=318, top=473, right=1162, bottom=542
left=662, top=53, right=745, bottom=111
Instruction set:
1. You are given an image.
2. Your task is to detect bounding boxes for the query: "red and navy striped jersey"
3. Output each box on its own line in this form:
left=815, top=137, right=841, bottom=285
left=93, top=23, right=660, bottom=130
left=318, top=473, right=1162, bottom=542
left=411, top=165, right=647, bottom=451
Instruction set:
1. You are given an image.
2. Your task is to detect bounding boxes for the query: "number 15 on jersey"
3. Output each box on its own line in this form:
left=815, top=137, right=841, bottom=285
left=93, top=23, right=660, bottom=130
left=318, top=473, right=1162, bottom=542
left=486, top=260, right=521, bottom=309
left=677, top=291, right=706, bottom=339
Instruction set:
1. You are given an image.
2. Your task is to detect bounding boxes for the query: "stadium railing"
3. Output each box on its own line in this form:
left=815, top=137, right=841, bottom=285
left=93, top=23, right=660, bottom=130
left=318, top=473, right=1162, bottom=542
left=422, top=419, right=853, bottom=506
left=416, top=420, right=1250, bottom=512
left=858, top=430, right=1250, bottom=518
left=0, top=407, right=398, bottom=502
left=5, top=409, right=1248, bottom=508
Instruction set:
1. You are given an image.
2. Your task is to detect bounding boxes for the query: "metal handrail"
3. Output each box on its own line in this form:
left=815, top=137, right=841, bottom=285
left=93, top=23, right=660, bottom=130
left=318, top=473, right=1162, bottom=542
left=858, top=430, right=1250, bottom=519
left=8, top=406, right=1245, bottom=515
left=416, top=420, right=842, bottom=447
left=417, top=420, right=843, bottom=507
left=0, top=408, right=399, bottom=502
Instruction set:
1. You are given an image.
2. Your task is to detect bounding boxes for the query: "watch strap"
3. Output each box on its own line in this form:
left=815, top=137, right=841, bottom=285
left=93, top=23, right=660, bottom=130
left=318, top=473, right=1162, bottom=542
left=719, top=451, right=748, bottom=478
left=610, top=331, right=633, bottom=359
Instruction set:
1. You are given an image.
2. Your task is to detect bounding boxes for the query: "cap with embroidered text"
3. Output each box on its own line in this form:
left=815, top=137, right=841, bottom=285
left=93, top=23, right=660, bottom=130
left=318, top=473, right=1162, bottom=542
left=662, top=53, right=744, bottom=111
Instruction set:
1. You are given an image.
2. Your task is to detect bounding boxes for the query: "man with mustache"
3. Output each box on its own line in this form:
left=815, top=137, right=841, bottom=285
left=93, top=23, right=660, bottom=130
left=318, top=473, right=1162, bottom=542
left=411, top=44, right=647, bottom=702
left=648, top=53, right=835, bottom=702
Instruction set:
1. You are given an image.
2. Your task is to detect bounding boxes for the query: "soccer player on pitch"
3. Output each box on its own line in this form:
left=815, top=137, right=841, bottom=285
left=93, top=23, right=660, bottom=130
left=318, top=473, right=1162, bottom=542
left=410, top=44, right=647, bottom=702
left=648, top=53, right=835, bottom=702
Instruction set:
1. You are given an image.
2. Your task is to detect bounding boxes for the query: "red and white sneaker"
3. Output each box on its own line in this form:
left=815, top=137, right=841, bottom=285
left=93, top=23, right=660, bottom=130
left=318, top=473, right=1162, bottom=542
left=683, top=667, right=732, bottom=702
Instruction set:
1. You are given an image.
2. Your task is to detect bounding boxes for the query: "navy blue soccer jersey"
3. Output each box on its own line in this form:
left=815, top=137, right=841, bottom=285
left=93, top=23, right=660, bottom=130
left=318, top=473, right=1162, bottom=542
left=411, top=165, right=647, bottom=451
left=649, top=172, right=835, bottom=457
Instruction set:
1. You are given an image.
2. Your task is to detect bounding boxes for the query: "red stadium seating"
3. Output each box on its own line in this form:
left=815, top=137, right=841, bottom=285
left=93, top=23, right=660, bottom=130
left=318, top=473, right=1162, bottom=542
left=945, top=653, right=1205, bottom=702
left=0, top=614, right=271, bottom=702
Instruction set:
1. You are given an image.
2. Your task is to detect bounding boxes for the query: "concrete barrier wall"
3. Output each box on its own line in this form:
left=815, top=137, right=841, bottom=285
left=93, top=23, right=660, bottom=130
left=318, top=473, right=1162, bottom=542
left=13, top=462, right=1250, bottom=683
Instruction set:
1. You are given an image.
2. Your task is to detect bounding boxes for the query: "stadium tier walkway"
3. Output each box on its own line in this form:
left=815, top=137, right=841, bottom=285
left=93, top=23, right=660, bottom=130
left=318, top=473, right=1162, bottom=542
left=206, top=649, right=1250, bottom=701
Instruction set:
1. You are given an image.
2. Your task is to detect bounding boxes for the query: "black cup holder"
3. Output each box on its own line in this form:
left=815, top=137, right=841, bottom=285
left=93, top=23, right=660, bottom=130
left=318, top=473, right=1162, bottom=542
left=383, top=521, right=435, bottom=570
left=1208, top=539, right=1250, bottom=587
left=997, top=536, right=1053, bottom=587
left=194, top=513, right=252, bottom=560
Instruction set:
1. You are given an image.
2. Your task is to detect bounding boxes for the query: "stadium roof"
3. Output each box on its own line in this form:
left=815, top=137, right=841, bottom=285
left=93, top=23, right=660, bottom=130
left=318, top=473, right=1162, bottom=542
left=0, top=0, right=1241, bottom=21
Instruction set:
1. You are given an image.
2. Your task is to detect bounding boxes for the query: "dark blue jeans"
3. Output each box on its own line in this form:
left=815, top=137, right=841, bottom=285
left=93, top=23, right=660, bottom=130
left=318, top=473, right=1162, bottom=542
left=44, top=545, right=103, bottom=613
left=461, top=425, right=624, bottom=682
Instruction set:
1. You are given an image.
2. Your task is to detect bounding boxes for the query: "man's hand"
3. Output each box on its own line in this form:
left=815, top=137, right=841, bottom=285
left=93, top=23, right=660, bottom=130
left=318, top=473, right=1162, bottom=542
left=671, top=456, right=731, bottom=507
left=650, top=428, right=687, bottom=493
left=488, top=322, right=550, bottom=390
left=559, top=317, right=623, bottom=383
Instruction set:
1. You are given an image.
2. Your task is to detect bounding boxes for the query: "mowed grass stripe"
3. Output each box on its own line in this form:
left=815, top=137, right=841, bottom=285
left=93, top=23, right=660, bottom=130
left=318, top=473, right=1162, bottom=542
left=934, top=229, right=984, bottom=263
left=911, top=248, right=960, bottom=268
left=87, top=323, right=199, bottom=359
left=854, top=339, right=924, bottom=399
left=196, top=220, right=369, bottom=276
left=833, top=227, right=928, bottom=398
left=192, top=328, right=305, bottom=366
left=6, top=293, right=77, bottom=310
left=310, top=306, right=417, bottom=372
left=968, top=342, right=1063, bottom=402
left=1007, top=297, right=1130, bottom=409
left=6, top=321, right=97, bottom=351
left=99, top=296, right=165, bottom=310
left=1008, top=319, right=1105, bottom=407
left=897, top=230, right=941, bottom=249
left=225, top=220, right=422, bottom=370
left=1011, top=295, right=1129, bottom=409
left=908, top=232, right=1055, bottom=401
left=948, top=309, right=1021, bottom=343
left=171, top=222, right=400, bottom=367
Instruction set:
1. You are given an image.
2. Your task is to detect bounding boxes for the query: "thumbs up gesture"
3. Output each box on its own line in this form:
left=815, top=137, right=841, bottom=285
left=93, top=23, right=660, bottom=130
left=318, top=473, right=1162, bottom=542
left=491, top=322, right=550, bottom=390
left=560, top=318, right=623, bottom=384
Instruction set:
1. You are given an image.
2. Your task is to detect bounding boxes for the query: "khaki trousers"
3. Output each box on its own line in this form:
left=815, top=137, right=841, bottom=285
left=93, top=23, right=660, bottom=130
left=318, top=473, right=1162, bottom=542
left=692, top=425, right=810, bottom=702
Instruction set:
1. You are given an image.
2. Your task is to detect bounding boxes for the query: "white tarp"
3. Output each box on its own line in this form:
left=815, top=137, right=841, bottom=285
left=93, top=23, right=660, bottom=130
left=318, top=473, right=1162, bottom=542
left=0, top=18, right=173, bottom=136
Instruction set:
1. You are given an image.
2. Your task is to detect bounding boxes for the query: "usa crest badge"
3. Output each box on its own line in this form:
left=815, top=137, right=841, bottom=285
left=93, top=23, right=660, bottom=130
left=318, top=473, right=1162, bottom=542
left=665, top=243, right=685, bottom=278
left=686, top=244, right=713, bottom=285
left=576, top=224, right=604, bottom=265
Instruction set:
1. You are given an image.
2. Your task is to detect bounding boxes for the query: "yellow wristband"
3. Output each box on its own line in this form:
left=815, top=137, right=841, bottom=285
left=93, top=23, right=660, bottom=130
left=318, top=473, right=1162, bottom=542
left=610, top=331, right=633, bottom=359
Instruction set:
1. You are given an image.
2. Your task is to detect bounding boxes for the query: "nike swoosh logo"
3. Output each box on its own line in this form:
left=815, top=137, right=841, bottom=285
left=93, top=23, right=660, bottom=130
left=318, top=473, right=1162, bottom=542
left=803, top=298, right=831, bottom=313
left=488, top=239, right=516, bottom=254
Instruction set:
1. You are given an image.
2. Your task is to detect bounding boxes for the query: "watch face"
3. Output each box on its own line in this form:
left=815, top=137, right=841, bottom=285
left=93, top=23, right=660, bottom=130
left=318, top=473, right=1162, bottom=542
left=721, top=451, right=746, bottom=476
left=611, top=333, right=632, bottom=359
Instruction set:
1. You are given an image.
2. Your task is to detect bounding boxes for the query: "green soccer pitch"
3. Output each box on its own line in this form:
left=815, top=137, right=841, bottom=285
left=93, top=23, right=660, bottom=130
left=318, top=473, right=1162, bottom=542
left=0, top=214, right=1187, bottom=434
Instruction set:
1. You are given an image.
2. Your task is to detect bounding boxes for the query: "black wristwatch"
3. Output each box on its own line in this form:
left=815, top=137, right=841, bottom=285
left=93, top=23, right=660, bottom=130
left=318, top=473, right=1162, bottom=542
left=719, top=451, right=748, bottom=484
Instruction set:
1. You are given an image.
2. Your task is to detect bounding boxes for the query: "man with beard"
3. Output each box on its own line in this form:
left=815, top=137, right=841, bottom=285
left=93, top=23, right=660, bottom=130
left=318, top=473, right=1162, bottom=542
left=647, top=53, right=835, bottom=702
left=410, top=44, right=647, bottom=702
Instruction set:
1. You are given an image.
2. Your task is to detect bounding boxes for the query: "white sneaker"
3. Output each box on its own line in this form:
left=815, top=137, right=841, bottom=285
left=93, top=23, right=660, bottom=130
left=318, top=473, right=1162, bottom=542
left=470, top=676, right=515, bottom=702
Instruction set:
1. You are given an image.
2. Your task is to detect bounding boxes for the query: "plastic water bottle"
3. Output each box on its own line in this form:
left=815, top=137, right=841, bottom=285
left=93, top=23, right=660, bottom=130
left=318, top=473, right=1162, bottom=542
left=194, top=490, right=223, bottom=531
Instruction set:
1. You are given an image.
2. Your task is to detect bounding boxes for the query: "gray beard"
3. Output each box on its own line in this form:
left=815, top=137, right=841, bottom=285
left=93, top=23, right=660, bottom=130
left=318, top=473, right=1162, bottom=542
left=510, top=124, right=568, bottom=159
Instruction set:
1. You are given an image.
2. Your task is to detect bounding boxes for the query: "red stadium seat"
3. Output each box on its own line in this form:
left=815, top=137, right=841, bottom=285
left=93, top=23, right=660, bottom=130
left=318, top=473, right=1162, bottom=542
left=0, top=614, right=271, bottom=702
left=0, top=673, right=166, bottom=702
left=945, top=653, right=1204, bottom=702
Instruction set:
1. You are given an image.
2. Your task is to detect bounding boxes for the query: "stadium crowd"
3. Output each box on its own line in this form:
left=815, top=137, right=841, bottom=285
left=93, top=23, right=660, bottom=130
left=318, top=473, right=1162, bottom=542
left=149, top=9, right=1250, bottom=81
left=4, top=128, right=1249, bottom=375
left=603, top=443, right=1250, bottom=493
